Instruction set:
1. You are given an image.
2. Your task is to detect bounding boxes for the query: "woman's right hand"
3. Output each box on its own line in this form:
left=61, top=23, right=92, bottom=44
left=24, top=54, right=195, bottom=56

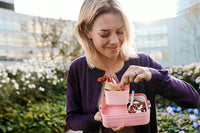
left=120, top=65, right=152, bottom=87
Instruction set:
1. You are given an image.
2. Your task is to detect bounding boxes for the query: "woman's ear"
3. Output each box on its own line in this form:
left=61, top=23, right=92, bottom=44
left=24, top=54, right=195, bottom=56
left=85, top=29, right=92, bottom=39
left=83, top=25, right=92, bottom=39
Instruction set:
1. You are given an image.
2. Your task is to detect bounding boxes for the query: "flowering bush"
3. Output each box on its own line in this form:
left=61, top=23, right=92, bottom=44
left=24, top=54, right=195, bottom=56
left=0, top=58, right=69, bottom=132
left=0, top=58, right=69, bottom=106
left=168, top=62, right=200, bottom=94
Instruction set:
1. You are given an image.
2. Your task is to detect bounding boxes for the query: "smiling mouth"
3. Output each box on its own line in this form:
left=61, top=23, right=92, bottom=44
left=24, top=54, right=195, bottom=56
left=106, top=46, right=118, bottom=51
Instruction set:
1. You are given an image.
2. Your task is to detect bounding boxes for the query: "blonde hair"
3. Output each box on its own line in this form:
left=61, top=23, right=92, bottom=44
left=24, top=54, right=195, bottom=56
left=75, top=0, right=137, bottom=68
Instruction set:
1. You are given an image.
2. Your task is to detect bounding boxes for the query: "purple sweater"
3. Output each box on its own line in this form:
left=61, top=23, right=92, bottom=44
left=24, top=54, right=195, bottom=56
left=66, top=53, right=200, bottom=133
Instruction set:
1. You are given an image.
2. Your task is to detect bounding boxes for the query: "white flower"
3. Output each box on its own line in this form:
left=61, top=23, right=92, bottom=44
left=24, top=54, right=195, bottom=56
left=60, top=78, right=64, bottom=82
left=37, top=73, right=43, bottom=78
left=14, top=83, right=19, bottom=90
left=31, top=77, right=36, bottom=80
left=194, top=65, right=200, bottom=74
left=25, top=80, right=30, bottom=84
left=195, top=77, right=200, bottom=84
left=6, top=77, right=10, bottom=83
left=178, top=75, right=183, bottom=79
left=28, top=84, right=36, bottom=89
left=53, top=76, right=58, bottom=80
left=11, top=79, right=16, bottom=83
left=46, top=75, right=50, bottom=79
left=28, top=84, right=31, bottom=88
left=2, top=72, right=8, bottom=77
left=25, top=73, right=31, bottom=79
left=16, top=91, right=20, bottom=95
left=1, top=79, right=7, bottom=83
left=53, top=80, right=57, bottom=85
left=39, top=87, right=45, bottom=92
left=32, top=84, right=36, bottom=88
left=21, top=77, right=25, bottom=81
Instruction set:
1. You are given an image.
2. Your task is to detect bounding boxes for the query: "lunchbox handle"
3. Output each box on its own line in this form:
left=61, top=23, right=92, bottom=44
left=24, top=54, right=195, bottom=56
left=99, top=105, right=102, bottom=112
left=147, top=100, right=151, bottom=108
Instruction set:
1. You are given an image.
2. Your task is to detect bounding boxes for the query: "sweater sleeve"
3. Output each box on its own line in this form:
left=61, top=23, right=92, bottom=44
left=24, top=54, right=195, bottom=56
left=149, top=68, right=200, bottom=108
left=141, top=54, right=200, bottom=108
left=66, top=62, right=101, bottom=132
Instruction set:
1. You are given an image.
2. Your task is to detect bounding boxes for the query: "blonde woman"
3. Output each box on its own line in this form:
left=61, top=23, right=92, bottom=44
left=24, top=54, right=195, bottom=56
left=66, top=0, right=200, bottom=132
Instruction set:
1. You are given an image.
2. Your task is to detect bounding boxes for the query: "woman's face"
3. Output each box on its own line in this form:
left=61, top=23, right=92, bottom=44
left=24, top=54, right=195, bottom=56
left=88, top=13, right=126, bottom=60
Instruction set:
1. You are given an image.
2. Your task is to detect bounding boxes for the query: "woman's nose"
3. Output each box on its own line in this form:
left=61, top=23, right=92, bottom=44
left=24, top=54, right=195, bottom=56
left=109, top=33, right=119, bottom=44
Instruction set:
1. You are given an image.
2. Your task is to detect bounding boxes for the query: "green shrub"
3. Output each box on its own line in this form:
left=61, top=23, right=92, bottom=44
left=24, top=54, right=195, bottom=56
left=0, top=96, right=68, bottom=133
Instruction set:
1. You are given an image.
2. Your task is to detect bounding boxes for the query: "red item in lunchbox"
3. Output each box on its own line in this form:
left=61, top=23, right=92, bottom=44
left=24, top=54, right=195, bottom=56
left=97, top=75, right=119, bottom=84
left=127, top=100, right=147, bottom=113
left=98, top=75, right=121, bottom=91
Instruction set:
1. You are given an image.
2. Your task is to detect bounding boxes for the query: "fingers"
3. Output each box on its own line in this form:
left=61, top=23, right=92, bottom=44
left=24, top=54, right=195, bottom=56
left=120, top=65, right=152, bottom=85
left=120, top=70, right=138, bottom=86
left=133, top=72, right=146, bottom=83
left=120, top=75, right=129, bottom=87
left=120, top=73, right=131, bottom=88
left=94, top=111, right=102, bottom=122
left=112, top=125, right=124, bottom=132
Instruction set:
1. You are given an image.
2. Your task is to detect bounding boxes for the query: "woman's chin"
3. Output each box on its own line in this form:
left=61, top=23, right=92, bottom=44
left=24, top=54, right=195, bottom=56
left=105, top=54, right=119, bottom=59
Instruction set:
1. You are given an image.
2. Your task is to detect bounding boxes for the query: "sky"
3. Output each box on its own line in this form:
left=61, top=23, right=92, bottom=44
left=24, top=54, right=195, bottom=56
left=14, top=0, right=177, bottom=22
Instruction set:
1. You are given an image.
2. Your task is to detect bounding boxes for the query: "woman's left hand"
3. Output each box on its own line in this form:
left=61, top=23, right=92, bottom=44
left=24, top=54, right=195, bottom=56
left=112, top=125, right=124, bottom=132
left=120, top=65, right=152, bottom=87
left=94, top=111, right=102, bottom=122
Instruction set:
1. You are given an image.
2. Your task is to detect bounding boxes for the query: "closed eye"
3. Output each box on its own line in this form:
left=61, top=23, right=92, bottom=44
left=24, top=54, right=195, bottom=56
left=101, top=34, right=110, bottom=38
left=100, top=31, right=124, bottom=38
left=117, top=31, right=124, bottom=35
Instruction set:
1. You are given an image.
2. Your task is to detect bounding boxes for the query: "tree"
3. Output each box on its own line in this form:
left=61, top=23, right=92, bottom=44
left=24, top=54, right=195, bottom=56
left=32, top=17, right=83, bottom=61
left=180, top=2, right=200, bottom=62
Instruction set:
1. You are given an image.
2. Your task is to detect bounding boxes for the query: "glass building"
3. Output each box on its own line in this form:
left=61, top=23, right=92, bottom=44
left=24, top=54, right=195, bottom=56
left=134, top=0, right=200, bottom=67
left=0, top=0, right=38, bottom=64
left=133, top=15, right=199, bottom=67
left=0, top=0, right=75, bottom=65
left=134, top=19, right=169, bottom=63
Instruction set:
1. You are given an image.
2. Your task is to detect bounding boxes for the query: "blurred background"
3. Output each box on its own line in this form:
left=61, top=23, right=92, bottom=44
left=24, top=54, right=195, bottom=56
left=0, top=0, right=199, bottom=67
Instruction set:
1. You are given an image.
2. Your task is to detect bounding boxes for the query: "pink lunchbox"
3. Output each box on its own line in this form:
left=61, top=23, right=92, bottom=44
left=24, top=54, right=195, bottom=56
left=104, top=84, right=129, bottom=105
left=99, top=93, right=151, bottom=128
